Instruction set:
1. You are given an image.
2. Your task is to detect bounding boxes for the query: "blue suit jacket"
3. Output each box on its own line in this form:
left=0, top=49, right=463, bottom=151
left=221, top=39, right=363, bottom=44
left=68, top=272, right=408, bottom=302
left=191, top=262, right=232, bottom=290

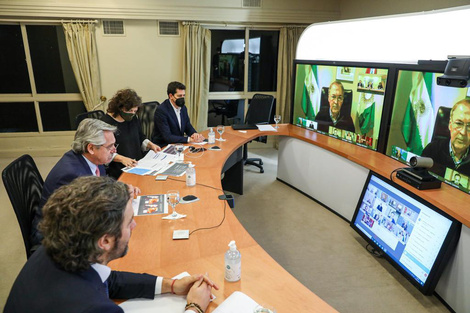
left=151, top=99, right=197, bottom=147
left=4, top=246, right=157, bottom=313
left=32, top=150, right=106, bottom=247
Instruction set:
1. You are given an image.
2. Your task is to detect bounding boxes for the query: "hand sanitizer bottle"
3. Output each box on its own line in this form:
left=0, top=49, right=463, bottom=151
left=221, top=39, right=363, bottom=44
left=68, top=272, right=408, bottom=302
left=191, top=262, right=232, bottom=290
left=186, top=162, right=196, bottom=187
left=224, top=240, right=241, bottom=282
left=208, top=127, right=216, bottom=144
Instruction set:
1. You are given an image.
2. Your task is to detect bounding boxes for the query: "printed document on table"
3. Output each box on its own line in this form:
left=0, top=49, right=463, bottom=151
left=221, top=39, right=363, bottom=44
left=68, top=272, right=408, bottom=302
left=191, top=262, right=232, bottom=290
left=257, top=125, right=276, bottom=131
left=121, top=150, right=178, bottom=175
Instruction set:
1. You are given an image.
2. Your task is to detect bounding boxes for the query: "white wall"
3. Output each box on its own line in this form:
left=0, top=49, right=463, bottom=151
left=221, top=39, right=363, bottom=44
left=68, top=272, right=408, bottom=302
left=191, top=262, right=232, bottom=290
left=95, top=20, right=183, bottom=104
left=340, top=0, right=470, bottom=20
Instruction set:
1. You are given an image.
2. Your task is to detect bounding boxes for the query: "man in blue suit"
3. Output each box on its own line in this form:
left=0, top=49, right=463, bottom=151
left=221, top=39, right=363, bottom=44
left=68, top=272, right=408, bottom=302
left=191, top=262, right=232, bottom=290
left=31, top=119, right=119, bottom=249
left=5, top=176, right=217, bottom=313
left=152, top=81, right=204, bottom=147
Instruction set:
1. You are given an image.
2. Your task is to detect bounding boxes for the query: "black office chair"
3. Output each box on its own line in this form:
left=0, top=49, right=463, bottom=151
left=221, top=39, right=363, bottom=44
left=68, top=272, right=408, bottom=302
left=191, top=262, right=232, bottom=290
left=2, top=154, right=44, bottom=259
left=243, top=94, right=275, bottom=173
left=137, top=101, right=159, bottom=139
left=75, top=110, right=105, bottom=128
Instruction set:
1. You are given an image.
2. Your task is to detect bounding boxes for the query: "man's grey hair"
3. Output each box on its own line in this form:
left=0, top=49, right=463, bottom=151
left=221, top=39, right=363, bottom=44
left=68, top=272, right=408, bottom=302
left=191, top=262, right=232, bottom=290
left=450, top=99, right=470, bottom=121
left=72, top=118, right=117, bottom=154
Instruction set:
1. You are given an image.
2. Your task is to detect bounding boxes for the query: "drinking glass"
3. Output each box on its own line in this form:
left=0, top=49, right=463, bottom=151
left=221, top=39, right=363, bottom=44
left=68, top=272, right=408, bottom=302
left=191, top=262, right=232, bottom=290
left=253, top=305, right=276, bottom=313
left=217, top=125, right=226, bottom=141
left=163, top=190, right=186, bottom=220
left=274, top=115, right=281, bottom=129
left=175, top=144, right=184, bottom=162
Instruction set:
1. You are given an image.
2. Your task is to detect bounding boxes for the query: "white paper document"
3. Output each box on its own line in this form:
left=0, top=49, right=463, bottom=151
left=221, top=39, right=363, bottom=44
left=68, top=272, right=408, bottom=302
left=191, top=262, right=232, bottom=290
left=212, top=291, right=259, bottom=313
left=122, top=150, right=179, bottom=176
left=119, top=272, right=190, bottom=312
left=256, top=125, right=276, bottom=131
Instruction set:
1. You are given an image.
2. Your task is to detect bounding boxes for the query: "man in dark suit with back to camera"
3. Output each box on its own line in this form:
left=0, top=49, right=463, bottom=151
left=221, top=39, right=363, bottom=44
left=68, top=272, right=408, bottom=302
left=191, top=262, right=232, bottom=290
left=152, top=81, right=204, bottom=147
left=5, top=176, right=217, bottom=313
left=31, top=118, right=135, bottom=250
left=315, top=81, right=355, bottom=133
left=422, top=99, right=470, bottom=177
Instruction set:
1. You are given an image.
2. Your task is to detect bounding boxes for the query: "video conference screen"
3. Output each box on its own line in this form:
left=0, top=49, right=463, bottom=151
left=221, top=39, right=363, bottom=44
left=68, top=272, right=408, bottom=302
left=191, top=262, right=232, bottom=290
left=292, top=62, right=389, bottom=151
left=351, top=172, right=461, bottom=295
left=386, top=70, right=470, bottom=194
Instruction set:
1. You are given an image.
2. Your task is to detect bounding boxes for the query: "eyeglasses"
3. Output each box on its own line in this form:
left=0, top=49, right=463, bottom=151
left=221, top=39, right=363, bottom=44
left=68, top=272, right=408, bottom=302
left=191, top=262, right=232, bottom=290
left=98, top=143, right=119, bottom=151
left=452, top=121, right=470, bottom=132
left=329, top=94, right=344, bottom=102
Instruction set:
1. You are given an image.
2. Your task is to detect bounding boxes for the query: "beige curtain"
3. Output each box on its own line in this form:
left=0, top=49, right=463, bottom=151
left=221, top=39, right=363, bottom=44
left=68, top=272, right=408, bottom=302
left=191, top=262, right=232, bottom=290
left=182, top=23, right=211, bottom=132
left=276, top=26, right=305, bottom=127
left=62, top=22, right=101, bottom=111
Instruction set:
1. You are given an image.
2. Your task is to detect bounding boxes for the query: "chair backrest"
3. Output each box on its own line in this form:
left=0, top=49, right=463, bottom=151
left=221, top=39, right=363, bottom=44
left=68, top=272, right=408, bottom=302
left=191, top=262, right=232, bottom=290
left=137, top=101, right=159, bottom=139
left=431, top=106, right=451, bottom=142
left=75, top=110, right=105, bottom=128
left=2, top=154, right=44, bottom=258
left=245, top=94, right=275, bottom=125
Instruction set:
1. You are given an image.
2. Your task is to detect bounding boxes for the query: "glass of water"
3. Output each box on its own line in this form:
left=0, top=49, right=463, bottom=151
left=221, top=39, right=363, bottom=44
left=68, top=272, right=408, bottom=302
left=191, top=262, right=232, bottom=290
left=175, top=144, right=184, bottom=162
left=163, top=190, right=186, bottom=220
left=217, top=125, right=225, bottom=141
left=274, top=115, right=281, bottom=129
left=254, top=305, right=276, bottom=313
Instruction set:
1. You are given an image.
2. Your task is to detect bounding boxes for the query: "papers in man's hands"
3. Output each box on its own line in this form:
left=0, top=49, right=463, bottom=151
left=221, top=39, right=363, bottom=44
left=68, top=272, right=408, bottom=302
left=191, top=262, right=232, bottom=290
left=256, top=125, right=276, bottom=131
left=121, top=149, right=182, bottom=176
left=213, top=291, right=259, bottom=313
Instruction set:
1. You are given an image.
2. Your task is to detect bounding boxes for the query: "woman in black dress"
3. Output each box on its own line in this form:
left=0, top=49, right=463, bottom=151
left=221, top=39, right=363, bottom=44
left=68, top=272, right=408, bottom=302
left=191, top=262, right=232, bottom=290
left=101, top=88, right=161, bottom=179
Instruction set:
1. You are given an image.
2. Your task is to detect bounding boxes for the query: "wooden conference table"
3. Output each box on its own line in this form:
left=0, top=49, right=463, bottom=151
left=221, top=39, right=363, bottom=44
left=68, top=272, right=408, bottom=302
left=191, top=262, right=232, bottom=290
left=111, top=124, right=470, bottom=312
left=112, top=124, right=337, bottom=312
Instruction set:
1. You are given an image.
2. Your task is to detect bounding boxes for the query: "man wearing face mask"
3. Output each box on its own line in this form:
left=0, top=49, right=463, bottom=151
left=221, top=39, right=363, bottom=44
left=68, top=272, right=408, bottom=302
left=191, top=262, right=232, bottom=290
left=151, top=81, right=205, bottom=147
left=101, top=88, right=161, bottom=179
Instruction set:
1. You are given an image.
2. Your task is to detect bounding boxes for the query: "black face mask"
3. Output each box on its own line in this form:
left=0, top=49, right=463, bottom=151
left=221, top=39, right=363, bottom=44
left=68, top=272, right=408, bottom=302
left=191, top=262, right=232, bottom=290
left=175, top=97, right=185, bottom=107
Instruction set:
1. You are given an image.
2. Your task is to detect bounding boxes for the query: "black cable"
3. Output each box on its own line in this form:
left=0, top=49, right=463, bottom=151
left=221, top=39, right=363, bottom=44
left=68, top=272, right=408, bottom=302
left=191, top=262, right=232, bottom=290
left=190, top=200, right=226, bottom=235
left=166, top=177, right=227, bottom=235
left=390, top=167, right=408, bottom=181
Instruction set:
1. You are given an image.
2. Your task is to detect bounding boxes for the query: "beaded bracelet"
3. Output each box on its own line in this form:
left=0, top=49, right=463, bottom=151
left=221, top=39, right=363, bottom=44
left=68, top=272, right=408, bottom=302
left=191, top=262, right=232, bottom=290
left=185, top=302, right=204, bottom=313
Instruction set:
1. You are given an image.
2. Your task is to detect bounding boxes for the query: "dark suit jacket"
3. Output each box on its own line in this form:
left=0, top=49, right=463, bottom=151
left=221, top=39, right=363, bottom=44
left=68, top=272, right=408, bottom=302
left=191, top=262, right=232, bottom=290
left=4, top=246, right=156, bottom=313
left=315, top=109, right=356, bottom=133
left=151, top=99, right=197, bottom=147
left=31, top=150, right=106, bottom=247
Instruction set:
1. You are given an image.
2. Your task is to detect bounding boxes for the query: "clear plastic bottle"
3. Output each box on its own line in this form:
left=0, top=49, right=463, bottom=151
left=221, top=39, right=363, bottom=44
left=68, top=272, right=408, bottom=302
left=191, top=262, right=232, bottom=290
left=224, top=240, right=241, bottom=282
left=208, top=127, right=216, bottom=144
left=186, top=162, right=196, bottom=187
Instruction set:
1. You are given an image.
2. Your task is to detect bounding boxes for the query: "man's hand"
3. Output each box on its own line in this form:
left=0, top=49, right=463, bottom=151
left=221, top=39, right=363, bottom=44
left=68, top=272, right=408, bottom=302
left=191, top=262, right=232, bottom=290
left=190, top=133, right=205, bottom=143
left=186, top=276, right=213, bottom=312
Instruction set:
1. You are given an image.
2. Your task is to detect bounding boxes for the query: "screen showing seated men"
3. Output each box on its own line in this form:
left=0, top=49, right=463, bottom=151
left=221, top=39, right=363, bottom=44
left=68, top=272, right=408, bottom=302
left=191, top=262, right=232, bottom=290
left=351, top=172, right=461, bottom=295
left=291, top=62, right=389, bottom=151
left=386, top=70, right=470, bottom=194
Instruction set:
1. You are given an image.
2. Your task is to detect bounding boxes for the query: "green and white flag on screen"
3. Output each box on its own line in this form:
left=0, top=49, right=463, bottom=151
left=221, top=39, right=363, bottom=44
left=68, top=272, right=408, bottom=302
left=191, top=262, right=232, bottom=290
left=357, top=93, right=375, bottom=134
left=301, top=65, right=321, bottom=120
left=401, top=72, right=435, bottom=154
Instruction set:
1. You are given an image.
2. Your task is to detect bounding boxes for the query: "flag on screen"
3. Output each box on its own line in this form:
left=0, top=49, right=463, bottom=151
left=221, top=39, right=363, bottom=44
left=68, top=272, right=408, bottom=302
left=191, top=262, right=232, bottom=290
left=366, top=68, right=377, bottom=74
left=357, top=93, right=375, bottom=134
left=401, top=72, right=435, bottom=154
left=301, top=65, right=321, bottom=120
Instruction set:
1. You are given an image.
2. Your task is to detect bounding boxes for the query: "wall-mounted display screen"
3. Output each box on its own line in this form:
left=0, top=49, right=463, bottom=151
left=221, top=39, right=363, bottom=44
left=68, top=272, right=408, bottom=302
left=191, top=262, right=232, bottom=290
left=292, top=62, right=389, bottom=151
left=351, top=172, right=461, bottom=295
left=386, top=69, right=470, bottom=194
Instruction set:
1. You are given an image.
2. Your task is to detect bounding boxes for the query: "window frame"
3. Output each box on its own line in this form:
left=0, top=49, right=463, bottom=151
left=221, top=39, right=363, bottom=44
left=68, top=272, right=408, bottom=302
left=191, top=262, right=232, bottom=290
left=208, top=27, right=279, bottom=118
left=0, top=22, right=83, bottom=136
